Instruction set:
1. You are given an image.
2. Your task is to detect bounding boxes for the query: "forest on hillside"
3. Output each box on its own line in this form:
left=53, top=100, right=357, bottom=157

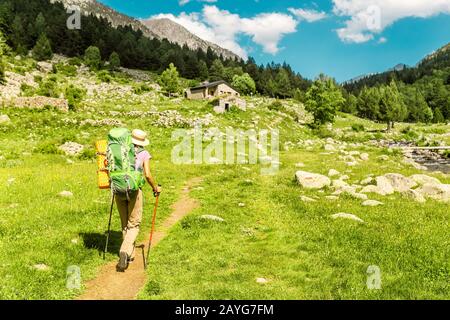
left=343, top=44, right=450, bottom=124
left=0, top=0, right=310, bottom=98
left=0, top=0, right=449, bottom=126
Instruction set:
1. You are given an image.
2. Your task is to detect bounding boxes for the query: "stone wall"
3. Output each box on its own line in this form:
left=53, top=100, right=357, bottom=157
left=8, top=96, right=69, bottom=113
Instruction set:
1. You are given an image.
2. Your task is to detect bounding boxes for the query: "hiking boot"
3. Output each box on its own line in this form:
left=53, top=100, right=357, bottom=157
left=117, top=251, right=129, bottom=272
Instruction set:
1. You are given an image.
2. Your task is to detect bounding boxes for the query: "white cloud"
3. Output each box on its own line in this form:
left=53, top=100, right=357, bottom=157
left=288, top=8, right=328, bottom=22
left=179, top=0, right=217, bottom=6
left=378, top=37, right=387, bottom=44
left=149, top=5, right=298, bottom=58
left=333, top=0, right=450, bottom=43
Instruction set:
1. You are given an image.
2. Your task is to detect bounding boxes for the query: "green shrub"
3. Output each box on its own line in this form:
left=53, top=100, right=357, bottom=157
left=78, top=148, right=96, bottom=160
left=268, top=100, right=283, bottom=111
left=351, top=123, right=365, bottom=132
left=35, top=141, right=61, bottom=155
left=145, top=280, right=162, bottom=296
left=68, top=57, right=82, bottom=66
left=65, top=85, right=86, bottom=110
left=97, top=70, right=112, bottom=83
left=133, top=83, right=151, bottom=95
left=34, top=75, right=43, bottom=83
left=54, top=63, right=77, bottom=77
left=312, top=126, right=335, bottom=139
left=36, top=76, right=59, bottom=98
left=20, top=83, right=35, bottom=96
left=374, top=132, right=384, bottom=140
left=401, top=126, right=419, bottom=140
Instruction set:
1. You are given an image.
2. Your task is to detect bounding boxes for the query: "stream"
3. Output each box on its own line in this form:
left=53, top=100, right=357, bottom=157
left=381, top=141, right=450, bottom=173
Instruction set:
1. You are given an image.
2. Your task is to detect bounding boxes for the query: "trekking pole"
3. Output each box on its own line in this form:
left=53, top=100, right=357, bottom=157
left=103, top=193, right=115, bottom=259
left=145, top=186, right=161, bottom=269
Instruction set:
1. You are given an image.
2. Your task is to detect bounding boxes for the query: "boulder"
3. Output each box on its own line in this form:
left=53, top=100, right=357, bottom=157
left=361, top=176, right=394, bottom=196
left=383, top=173, right=417, bottom=193
left=33, top=263, right=50, bottom=271
left=360, top=177, right=374, bottom=186
left=324, top=144, right=336, bottom=151
left=295, top=171, right=331, bottom=189
left=325, top=196, right=339, bottom=201
left=332, top=179, right=348, bottom=189
left=331, top=213, right=364, bottom=223
left=256, top=277, right=268, bottom=284
left=300, top=196, right=317, bottom=202
left=333, top=185, right=357, bottom=195
left=375, top=176, right=395, bottom=195
left=58, top=191, right=73, bottom=198
left=404, top=189, right=426, bottom=203
left=351, top=193, right=369, bottom=200
left=415, top=183, right=450, bottom=202
left=37, top=61, right=53, bottom=73
left=0, top=114, right=11, bottom=124
left=410, top=174, right=441, bottom=186
left=362, top=200, right=383, bottom=207
left=328, top=169, right=340, bottom=177
left=360, top=153, right=369, bottom=161
left=200, top=215, right=225, bottom=222
left=361, top=185, right=381, bottom=195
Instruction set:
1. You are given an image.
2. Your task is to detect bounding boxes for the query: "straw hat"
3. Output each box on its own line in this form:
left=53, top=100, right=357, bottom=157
left=131, top=129, right=149, bottom=147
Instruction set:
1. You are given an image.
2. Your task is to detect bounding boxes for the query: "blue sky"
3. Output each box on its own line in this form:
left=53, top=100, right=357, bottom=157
left=98, top=0, right=450, bottom=82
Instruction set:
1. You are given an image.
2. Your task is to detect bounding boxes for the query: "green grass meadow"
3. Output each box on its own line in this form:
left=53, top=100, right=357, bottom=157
left=0, top=63, right=449, bottom=300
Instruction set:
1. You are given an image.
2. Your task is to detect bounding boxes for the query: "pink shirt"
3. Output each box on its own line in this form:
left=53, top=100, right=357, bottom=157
left=136, top=150, right=151, bottom=171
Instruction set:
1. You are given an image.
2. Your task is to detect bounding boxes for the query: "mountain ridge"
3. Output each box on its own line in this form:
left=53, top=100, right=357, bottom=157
left=141, top=18, right=240, bottom=61
left=53, top=0, right=240, bottom=60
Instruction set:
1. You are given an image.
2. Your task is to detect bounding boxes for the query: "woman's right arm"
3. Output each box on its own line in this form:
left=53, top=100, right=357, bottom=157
left=143, top=159, right=162, bottom=194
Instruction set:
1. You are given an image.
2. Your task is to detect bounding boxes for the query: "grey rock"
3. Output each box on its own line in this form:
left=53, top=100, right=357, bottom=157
left=362, top=200, right=383, bottom=207
left=331, top=213, right=364, bottom=223
left=295, top=171, right=331, bottom=189
left=300, top=196, right=317, bottom=202
left=383, top=173, right=418, bottom=193
left=410, top=174, right=441, bottom=186
left=58, top=191, right=73, bottom=198
left=200, top=215, right=225, bottom=222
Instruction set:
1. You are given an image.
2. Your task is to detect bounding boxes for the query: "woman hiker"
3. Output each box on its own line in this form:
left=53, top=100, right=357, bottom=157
left=116, top=129, right=162, bottom=272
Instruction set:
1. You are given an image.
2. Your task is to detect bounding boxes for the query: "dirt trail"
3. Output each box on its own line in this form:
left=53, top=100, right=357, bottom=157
left=77, top=177, right=202, bottom=300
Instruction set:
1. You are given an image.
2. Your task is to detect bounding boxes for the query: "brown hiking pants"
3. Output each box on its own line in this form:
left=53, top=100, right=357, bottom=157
left=115, top=189, right=143, bottom=258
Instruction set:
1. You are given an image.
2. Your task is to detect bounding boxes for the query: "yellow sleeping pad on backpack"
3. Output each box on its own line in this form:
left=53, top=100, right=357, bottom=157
left=95, top=140, right=110, bottom=190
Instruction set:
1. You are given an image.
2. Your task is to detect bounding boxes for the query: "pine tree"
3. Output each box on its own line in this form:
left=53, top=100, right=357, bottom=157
left=379, top=80, right=408, bottom=130
left=209, top=59, right=224, bottom=82
left=11, top=15, right=26, bottom=52
left=357, top=87, right=381, bottom=120
left=275, top=68, right=292, bottom=98
left=32, top=33, right=53, bottom=61
left=108, top=52, right=120, bottom=71
left=34, top=13, right=46, bottom=39
left=198, top=60, right=209, bottom=80
left=305, top=76, right=345, bottom=126
left=0, top=30, right=7, bottom=84
left=433, top=108, right=445, bottom=123
left=159, top=63, right=180, bottom=96
left=84, top=46, right=102, bottom=70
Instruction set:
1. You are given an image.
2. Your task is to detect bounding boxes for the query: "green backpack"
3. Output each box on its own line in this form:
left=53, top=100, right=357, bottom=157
left=107, top=128, right=145, bottom=195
